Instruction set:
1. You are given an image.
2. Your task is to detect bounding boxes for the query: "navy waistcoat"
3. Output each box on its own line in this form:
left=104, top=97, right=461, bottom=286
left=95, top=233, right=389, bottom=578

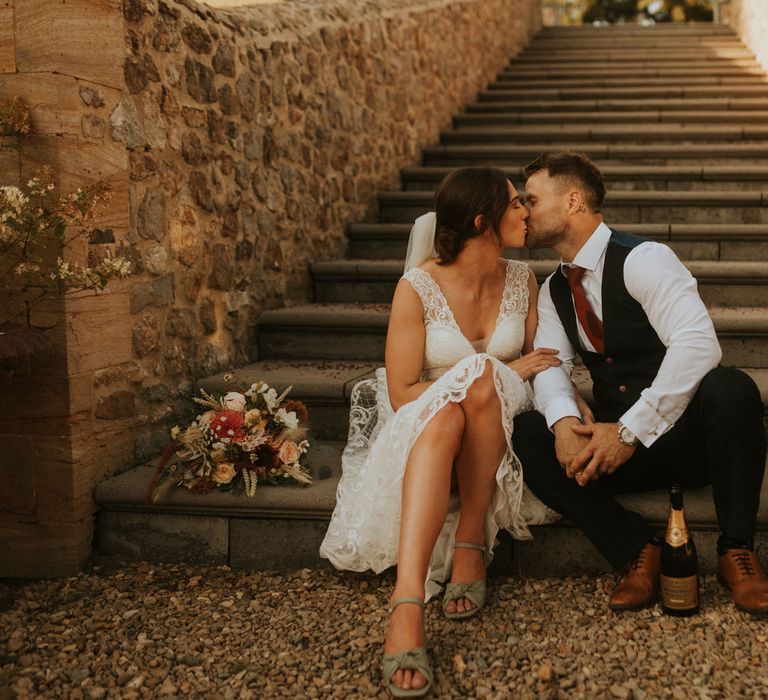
left=548, top=231, right=667, bottom=422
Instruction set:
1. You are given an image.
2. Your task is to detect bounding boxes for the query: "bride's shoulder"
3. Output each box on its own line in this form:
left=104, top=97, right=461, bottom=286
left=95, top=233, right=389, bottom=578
left=415, top=259, right=439, bottom=275
left=502, top=258, right=532, bottom=279
left=402, top=260, right=438, bottom=285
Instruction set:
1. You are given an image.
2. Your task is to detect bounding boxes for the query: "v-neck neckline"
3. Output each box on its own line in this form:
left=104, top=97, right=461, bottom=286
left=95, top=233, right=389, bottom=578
left=413, top=261, right=511, bottom=348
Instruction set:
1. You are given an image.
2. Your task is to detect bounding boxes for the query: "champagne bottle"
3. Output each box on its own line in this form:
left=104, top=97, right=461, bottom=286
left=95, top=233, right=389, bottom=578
left=660, top=484, right=699, bottom=616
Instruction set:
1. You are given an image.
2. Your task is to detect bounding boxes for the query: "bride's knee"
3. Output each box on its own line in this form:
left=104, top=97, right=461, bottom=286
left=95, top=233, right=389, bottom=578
left=463, top=363, right=498, bottom=409
left=423, top=402, right=465, bottom=448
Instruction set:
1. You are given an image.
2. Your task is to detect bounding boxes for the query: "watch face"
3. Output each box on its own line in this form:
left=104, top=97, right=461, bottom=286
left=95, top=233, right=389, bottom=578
left=620, top=427, right=636, bottom=445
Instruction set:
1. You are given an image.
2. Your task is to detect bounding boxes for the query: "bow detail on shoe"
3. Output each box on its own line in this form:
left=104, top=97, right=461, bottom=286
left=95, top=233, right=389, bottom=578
left=443, top=580, right=486, bottom=607
left=381, top=647, right=434, bottom=697
left=442, top=579, right=487, bottom=620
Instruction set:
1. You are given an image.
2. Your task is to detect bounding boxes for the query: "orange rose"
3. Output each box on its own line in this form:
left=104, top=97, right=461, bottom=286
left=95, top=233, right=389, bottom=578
left=212, top=462, right=236, bottom=485
left=278, top=441, right=299, bottom=465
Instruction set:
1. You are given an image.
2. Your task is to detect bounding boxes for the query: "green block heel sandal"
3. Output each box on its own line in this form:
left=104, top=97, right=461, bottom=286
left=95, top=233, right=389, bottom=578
left=381, top=597, right=434, bottom=698
left=442, top=542, right=487, bottom=620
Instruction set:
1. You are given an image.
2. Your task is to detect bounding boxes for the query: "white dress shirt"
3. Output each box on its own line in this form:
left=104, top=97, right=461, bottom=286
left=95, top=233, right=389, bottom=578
left=532, top=222, right=722, bottom=447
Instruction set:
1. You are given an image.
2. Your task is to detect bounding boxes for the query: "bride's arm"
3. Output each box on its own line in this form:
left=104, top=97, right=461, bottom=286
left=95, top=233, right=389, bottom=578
left=385, top=279, right=433, bottom=411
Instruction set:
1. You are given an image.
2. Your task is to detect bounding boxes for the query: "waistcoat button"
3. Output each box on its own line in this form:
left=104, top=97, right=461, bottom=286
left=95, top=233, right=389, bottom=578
left=605, top=357, right=614, bottom=364
left=618, top=384, right=627, bottom=393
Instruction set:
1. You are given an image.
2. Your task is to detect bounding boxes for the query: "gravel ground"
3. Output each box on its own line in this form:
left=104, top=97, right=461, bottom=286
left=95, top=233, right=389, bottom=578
left=1, top=563, right=767, bottom=699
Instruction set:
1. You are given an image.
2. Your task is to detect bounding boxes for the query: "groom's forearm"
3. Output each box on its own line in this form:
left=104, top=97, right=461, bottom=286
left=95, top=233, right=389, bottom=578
left=533, top=278, right=581, bottom=427
left=532, top=366, right=582, bottom=429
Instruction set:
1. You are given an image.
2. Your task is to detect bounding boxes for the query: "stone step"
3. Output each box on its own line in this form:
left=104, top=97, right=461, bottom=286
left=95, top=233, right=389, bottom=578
left=93, top=443, right=768, bottom=573
left=257, top=304, right=768, bottom=367
left=511, top=50, right=755, bottom=64
left=311, top=259, right=768, bottom=308
left=422, top=143, right=768, bottom=166
left=454, top=111, right=768, bottom=127
left=466, top=98, right=768, bottom=113
left=489, top=76, right=768, bottom=90
left=537, top=25, right=735, bottom=36
left=376, top=190, right=768, bottom=225
left=478, top=86, right=768, bottom=101
left=347, top=223, right=768, bottom=261
left=526, top=39, right=744, bottom=50
left=504, top=59, right=762, bottom=72
left=401, top=165, right=768, bottom=191
left=498, top=67, right=765, bottom=80
left=440, top=124, right=768, bottom=145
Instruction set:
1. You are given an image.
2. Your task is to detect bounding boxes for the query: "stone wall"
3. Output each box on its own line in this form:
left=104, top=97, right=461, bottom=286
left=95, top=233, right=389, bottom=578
left=726, top=0, right=768, bottom=70
left=0, top=0, right=541, bottom=576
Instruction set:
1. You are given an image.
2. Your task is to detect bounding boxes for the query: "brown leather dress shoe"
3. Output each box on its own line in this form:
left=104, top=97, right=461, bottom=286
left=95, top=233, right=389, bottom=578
left=609, top=542, right=661, bottom=611
left=717, top=548, right=768, bottom=616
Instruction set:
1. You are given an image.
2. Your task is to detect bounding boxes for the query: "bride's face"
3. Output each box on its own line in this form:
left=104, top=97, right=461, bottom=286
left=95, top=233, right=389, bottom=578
left=498, top=181, right=528, bottom=249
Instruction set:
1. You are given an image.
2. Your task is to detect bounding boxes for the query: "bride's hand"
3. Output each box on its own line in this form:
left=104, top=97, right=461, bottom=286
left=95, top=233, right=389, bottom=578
left=507, top=348, right=561, bottom=382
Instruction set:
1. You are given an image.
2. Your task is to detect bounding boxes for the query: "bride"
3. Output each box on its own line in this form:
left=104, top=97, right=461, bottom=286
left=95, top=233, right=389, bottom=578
left=320, top=167, right=573, bottom=697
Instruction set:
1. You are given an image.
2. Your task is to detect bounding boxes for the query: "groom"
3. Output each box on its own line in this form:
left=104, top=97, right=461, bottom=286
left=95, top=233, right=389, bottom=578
left=514, top=152, right=768, bottom=615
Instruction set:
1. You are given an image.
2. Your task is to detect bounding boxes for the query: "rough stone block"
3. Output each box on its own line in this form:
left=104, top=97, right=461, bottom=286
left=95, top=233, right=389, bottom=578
left=96, top=511, right=228, bottom=564
left=0, top=73, right=121, bottom=137
left=14, top=0, right=124, bottom=88
left=95, top=391, right=136, bottom=420
left=230, top=518, right=332, bottom=570
left=0, top=435, right=36, bottom=519
left=66, top=288, right=133, bottom=374
left=0, top=519, right=93, bottom=578
left=19, top=135, right=129, bottom=230
left=0, top=2, right=16, bottom=74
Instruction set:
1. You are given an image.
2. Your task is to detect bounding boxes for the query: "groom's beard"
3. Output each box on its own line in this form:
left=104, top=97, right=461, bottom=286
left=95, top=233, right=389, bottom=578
left=525, top=219, right=567, bottom=250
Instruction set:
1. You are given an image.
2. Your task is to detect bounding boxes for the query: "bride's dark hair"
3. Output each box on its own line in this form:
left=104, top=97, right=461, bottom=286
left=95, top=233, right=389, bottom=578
left=433, top=166, right=511, bottom=265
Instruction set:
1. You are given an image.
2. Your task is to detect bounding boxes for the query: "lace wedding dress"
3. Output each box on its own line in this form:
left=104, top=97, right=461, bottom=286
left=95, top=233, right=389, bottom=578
left=319, top=259, right=558, bottom=599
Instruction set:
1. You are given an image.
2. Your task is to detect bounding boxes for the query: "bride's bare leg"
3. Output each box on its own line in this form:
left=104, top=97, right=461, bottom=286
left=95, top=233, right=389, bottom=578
left=445, top=363, right=507, bottom=615
left=386, top=402, right=465, bottom=692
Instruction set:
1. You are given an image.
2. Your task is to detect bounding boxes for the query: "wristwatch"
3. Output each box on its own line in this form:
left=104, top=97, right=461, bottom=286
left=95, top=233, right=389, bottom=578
left=617, top=421, right=639, bottom=447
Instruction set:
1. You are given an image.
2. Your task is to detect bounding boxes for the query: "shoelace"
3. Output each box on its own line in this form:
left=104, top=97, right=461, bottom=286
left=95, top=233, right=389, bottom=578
left=731, top=549, right=756, bottom=577
left=631, top=547, right=649, bottom=571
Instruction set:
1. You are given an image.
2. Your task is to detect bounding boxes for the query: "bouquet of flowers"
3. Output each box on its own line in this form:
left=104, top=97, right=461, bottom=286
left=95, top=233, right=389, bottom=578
left=146, top=382, right=312, bottom=502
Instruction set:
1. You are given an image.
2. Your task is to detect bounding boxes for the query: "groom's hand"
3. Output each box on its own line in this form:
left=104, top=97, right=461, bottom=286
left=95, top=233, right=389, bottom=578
left=552, top=417, right=590, bottom=476
left=569, top=422, right=636, bottom=486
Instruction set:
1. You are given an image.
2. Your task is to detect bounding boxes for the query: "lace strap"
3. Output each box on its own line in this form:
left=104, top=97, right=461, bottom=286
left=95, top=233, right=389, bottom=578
left=402, top=268, right=456, bottom=326
left=499, top=260, right=530, bottom=320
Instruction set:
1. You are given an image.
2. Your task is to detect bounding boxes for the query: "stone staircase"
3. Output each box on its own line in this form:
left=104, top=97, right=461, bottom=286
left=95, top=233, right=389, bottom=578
left=96, top=23, right=768, bottom=576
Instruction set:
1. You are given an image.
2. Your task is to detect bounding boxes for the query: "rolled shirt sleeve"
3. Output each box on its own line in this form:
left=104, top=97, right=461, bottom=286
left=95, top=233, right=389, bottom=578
left=619, top=243, right=722, bottom=447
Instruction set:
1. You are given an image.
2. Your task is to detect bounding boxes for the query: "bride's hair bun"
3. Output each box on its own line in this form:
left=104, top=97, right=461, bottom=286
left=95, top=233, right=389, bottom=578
left=433, top=167, right=512, bottom=265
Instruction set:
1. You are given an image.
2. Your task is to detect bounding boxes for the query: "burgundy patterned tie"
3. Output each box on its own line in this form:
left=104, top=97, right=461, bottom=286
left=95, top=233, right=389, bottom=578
left=565, top=266, right=605, bottom=354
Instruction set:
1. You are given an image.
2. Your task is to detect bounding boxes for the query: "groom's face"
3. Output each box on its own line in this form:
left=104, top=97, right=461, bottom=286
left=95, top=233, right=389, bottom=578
left=523, top=169, right=569, bottom=249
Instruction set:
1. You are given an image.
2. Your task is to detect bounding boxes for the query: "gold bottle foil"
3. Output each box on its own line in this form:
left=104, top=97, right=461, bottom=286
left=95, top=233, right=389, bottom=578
left=665, top=508, right=688, bottom=547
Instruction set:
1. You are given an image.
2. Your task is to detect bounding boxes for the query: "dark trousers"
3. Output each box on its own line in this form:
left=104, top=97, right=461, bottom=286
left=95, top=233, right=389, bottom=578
left=515, top=367, right=766, bottom=570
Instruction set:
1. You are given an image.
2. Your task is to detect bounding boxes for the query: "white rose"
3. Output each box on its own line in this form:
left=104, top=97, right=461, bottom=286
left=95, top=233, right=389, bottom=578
left=261, top=387, right=278, bottom=411
left=223, top=392, right=247, bottom=413
left=245, top=381, right=266, bottom=399
left=275, top=408, right=298, bottom=430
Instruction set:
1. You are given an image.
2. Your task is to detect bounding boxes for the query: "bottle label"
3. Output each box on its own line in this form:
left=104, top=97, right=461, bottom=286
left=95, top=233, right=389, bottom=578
left=665, top=510, right=688, bottom=547
left=660, top=574, right=698, bottom=610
